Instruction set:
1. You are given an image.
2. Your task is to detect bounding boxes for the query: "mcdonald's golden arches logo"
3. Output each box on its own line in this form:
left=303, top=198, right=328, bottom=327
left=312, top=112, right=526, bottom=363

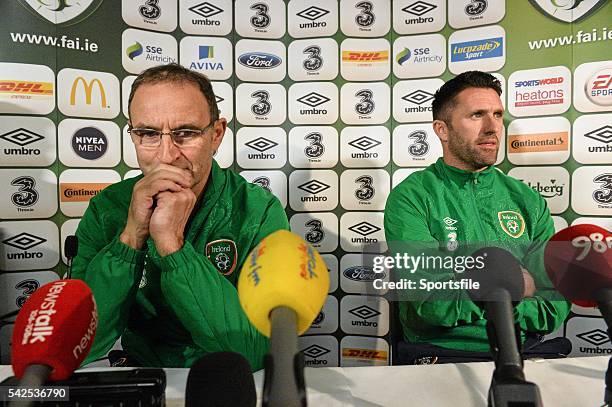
left=57, top=68, right=120, bottom=119
left=70, top=76, right=107, bottom=108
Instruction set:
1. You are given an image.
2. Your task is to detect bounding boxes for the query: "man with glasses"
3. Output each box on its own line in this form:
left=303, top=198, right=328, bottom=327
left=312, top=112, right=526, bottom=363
left=72, top=64, right=289, bottom=371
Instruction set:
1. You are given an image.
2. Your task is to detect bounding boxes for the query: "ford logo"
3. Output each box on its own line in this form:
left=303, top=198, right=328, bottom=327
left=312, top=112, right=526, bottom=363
left=238, top=52, right=282, bottom=69
left=343, top=266, right=383, bottom=282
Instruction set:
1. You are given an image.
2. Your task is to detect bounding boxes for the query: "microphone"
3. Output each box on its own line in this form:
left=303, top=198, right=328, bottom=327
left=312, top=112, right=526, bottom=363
left=64, top=235, right=78, bottom=279
left=185, top=352, right=256, bottom=407
left=238, top=230, right=329, bottom=407
left=465, top=247, right=542, bottom=407
left=11, top=279, right=97, bottom=389
left=544, top=224, right=612, bottom=405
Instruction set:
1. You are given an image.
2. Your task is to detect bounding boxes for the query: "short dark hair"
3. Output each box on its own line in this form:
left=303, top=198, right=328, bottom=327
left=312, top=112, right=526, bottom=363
left=432, top=71, right=502, bottom=122
left=128, top=63, right=219, bottom=121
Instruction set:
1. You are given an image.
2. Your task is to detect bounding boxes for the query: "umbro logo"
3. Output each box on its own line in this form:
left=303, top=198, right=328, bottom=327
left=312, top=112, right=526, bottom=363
left=348, top=222, right=381, bottom=236
left=3, top=233, right=46, bottom=251
left=297, top=92, right=330, bottom=108
left=189, top=2, right=223, bottom=18
left=0, top=128, right=44, bottom=146
left=402, top=1, right=437, bottom=16
left=402, top=89, right=434, bottom=105
left=296, top=6, right=330, bottom=21
left=576, top=329, right=611, bottom=347
left=348, top=305, right=380, bottom=320
left=443, top=217, right=458, bottom=227
left=585, top=125, right=612, bottom=144
left=348, top=136, right=381, bottom=151
left=245, top=137, right=278, bottom=152
left=298, top=180, right=331, bottom=195
left=215, top=95, right=224, bottom=104
left=301, top=344, right=331, bottom=359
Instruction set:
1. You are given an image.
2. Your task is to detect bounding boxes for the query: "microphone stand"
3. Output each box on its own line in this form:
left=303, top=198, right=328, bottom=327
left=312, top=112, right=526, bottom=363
left=262, top=307, right=306, bottom=407
left=485, top=288, right=543, bottom=407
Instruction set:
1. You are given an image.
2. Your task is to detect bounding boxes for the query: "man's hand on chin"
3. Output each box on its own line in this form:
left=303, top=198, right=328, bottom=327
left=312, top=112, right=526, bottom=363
left=149, top=188, right=197, bottom=256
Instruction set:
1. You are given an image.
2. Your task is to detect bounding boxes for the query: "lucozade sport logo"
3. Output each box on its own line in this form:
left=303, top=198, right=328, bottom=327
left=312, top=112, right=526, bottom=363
left=18, top=0, right=103, bottom=26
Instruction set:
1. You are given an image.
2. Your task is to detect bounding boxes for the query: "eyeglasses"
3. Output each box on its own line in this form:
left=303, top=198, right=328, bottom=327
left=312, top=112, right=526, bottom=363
left=128, top=121, right=215, bottom=148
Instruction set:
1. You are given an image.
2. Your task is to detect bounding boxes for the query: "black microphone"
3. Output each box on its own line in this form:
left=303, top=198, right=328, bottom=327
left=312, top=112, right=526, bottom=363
left=64, top=235, right=78, bottom=279
left=185, top=352, right=256, bottom=407
left=0, top=310, right=19, bottom=321
left=465, top=247, right=542, bottom=407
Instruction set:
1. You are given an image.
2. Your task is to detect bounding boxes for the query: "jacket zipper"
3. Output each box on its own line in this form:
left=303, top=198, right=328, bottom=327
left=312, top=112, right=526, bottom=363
left=470, top=177, right=488, bottom=244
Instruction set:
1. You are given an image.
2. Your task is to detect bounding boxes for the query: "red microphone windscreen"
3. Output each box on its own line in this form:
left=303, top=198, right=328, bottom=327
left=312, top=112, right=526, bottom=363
left=11, top=279, right=98, bottom=381
left=544, top=224, right=612, bottom=307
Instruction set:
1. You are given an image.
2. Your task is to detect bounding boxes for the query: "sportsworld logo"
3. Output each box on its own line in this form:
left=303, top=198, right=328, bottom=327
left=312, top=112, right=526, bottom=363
left=238, top=52, right=282, bottom=69
left=0, top=128, right=43, bottom=156
left=296, top=6, right=329, bottom=28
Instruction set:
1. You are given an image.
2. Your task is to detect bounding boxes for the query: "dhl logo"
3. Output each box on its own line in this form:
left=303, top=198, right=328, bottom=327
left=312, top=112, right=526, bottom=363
left=70, top=76, right=107, bottom=107
left=341, top=51, right=389, bottom=62
left=0, top=81, right=53, bottom=95
left=342, top=348, right=388, bottom=361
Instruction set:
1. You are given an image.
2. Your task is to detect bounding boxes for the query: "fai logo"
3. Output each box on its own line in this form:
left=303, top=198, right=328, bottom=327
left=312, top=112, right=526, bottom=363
left=205, top=239, right=237, bottom=275
left=252, top=176, right=272, bottom=192
left=577, top=329, right=611, bottom=346
left=15, top=279, right=40, bottom=308
left=11, top=176, right=38, bottom=209
left=465, top=0, right=487, bottom=16
left=250, top=2, right=271, bottom=28
left=189, top=1, right=223, bottom=18
left=593, top=174, right=612, bottom=205
left=18, top=0, right=103, bottom=26
left=354, top=175, right=375, bottom=201
left=355, top=1, right=375, bottom=27
left=355, top=89, right=375, bottom=116
left=304, top=132, right=325, bottom=158
left=407, top=130, right=429, bottom=157
left=251, top=90, right=272, bottom=117
left=529, top=0, right=607, bottom=23
left=0, top=128, right=44, bottom=147
left=586, top=125, right=612, bottom=144
left=304, top=219, right=325, bottom=244
left=139, top=0, right=161, bottom=20
left=303, top=46, right=323, bottom=72
left=497, top=211, right=525, bottom=238
left=3, top=232, right=46, bottom=251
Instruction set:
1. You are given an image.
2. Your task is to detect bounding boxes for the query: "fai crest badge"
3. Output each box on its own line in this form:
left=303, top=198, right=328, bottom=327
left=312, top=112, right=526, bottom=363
left=206, top=239, right=237, bottom=275
left=528, top=0, right=607, bottom=23
left=18, top=0, right=103, bottom=26
left=498, top=211, right=526, bottom=239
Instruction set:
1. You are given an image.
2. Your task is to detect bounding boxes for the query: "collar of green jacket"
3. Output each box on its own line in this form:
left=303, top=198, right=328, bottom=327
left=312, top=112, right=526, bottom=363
left=434, top=157, right=497, bottom=188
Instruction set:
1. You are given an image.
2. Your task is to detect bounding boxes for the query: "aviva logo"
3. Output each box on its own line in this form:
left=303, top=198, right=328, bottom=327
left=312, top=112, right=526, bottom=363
left=199, top=46, right=214, bottom=59
left=126, top=42, right=143, bottom=60
left=70, top=77, right=107, bottom=107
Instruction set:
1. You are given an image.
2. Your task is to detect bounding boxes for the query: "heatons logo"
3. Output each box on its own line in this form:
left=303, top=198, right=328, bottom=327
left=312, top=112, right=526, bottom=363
left=126, top=42, right=144, bottom=60
left=18, top=0, right=103, bottom=26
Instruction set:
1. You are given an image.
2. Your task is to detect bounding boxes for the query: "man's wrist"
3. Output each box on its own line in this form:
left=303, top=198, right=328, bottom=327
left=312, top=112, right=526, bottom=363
left=119, top=227, right=147, bottom=250
left=155, top=238, right=184, bottom=257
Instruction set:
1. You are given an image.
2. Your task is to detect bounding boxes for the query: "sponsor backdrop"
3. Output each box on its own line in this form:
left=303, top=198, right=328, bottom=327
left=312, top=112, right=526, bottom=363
left=0, top=0, right=610, bottom=366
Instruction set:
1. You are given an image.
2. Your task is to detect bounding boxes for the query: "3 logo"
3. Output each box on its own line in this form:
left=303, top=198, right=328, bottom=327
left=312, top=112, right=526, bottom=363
left=139, top=0, right=161, bottom=19
left=250, top=2, right=271, bottom=28
left=355, top=1, right=375, bottom=27
left=305, top=219, right=325, bottom=244
left=11, top=176, right=38, bottom=208
left=465, top=0, right=487, bottom=16
left=593, top=174, right=612, bottom=205
left=252, top=176, right=272, bottom=192
left=354, top=175, right=375, bottom=201
left=354, top=90, right=375, bottom=116
left=15, top=279, right=40, bottom=308
left=407, top=130, right=429, bottom=157
left=304, top=132, right=325, bottom=158
left=251, top=91, right=272, bottom=116
left=303, top=46, right=323, bottom=72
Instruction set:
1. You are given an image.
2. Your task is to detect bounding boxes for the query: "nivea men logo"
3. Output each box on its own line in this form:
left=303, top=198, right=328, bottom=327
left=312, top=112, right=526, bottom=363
left=297, top=92, right=330, bottom=115
left=245, top=137, right=278, bottom=159
left=189, top=1, right=223, bottom=26
left=298, top=180, right=331, bottom=202
left=593, top=174, right=612, bottom=206
left=343, top=266, right=383, bottom=282
left=349, top=305, right=380, bottom=327
left=348, top=136, right=381, bottom=159
left=296, top=6, right=329, bottom=28
left=585, top=125, right=612, bottom=153
left=348, top=221, right=381, bottom=244
left=11, top=176, right=38, bottom=212
left=304, top=132, right=325, bottom=159
left=139, top=0, right=161, bottom=20
left=238, top=53, right=282, bottom=69
left=72, top=127, right=107, bottom=160
left=355, top=1, right=375, bottom=28
left=465, top=0, right=487, bottom=17
left=577, top=328, right=612, bottom=354
left=252, top=176, right=272, bottom=192
left=15, top=279, right=40, bottom=308
left=408, top=130, right=430, bottom=158
left=250, top=3, right=271, bottom=29
left=1, top=128, right=44, bottom=156
left=354, top=89, right=375, bottom=116
left=3, top=232, right=46, bottom=260
left=304, top=219, right=325, bottom=244
left=402, top=89, right=434, bottom=113
left=402, top=1, right=437, bottom=24
left=302, top=344, right=331, bottom=366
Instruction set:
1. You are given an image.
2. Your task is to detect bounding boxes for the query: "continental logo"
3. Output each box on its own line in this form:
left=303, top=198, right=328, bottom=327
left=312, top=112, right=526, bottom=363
left=341, top=51, right=389, bottom=63
left=70, top=77, right=107, bottom=107
left=342, top=347, right=388, bottom=361
left=0, top=81, right=53, bottom=96
left=508, top=132, right=569, bottom=153
left=60, top=183, right=112, bottom=202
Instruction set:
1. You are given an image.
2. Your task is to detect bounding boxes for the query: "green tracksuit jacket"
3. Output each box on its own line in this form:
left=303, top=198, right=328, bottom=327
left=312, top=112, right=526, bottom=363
left=384, top=158, right=570, bottom=352
left=72, top=161, right=289, bottom=370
